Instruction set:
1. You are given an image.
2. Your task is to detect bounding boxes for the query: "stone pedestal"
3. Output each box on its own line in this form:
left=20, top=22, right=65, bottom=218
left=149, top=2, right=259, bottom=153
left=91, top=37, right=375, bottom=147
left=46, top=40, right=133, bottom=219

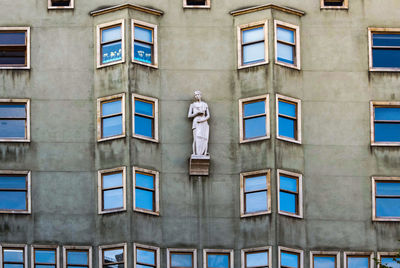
left=189, top=155, right=210, bottom=176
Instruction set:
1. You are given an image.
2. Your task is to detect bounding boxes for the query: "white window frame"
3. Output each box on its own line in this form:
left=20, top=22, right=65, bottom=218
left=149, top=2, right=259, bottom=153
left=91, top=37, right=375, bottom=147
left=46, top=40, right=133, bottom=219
left=320, top=0, right=348, bottom=9
left=276, top=94, right=302, bottom=144
left=0, top=244, right=28, bottom=268
left=167, top=248, right=197, bottom=268
left=63, top=246, right=92, bottom=268
left=310, top=251, right=340, bottom=268
left=0, top=27, right=30, bottom=70
left=274, top=20, right=300, bottom=70
left=97, top=93, right=126, bottom=142
left=134, top=243, right=160, bottom=268
left=239, top=94, right=270, bottom=143
left=372, top=176, right=400, bottom=221
left=237, top=20, right=268, bottom=69
left=0, top=98, right=30, bottom=142
left=48, top=0, right=74, bottom=9
left=96, top=19, right=125, bottom=68
left=370, top=101, right=400, bottom=146
left=343, top=252, right=373, bottom=268
left=278, top=246, right=303, bottom=268
left=132, top=93, right=159, bottom=142
left=241, top=246, right=271, bottom=268
left=0, top=170, right=31, bottom=214
left=240, top=169, right=271, bottom=218
left=133, top=166, right=160, bottom=216
left=368, top=28, right=400, bottom=72
left=131, top=20, right=158, bottom=68
left=183, top=0, right=211, bottom=9
left=377, top=252, right=400, bottom=268
left=31, top=245, right=60, bottom=268
left=203, top=249, right=233, bottom=268
left=277, top=169, right=303, bottom=218
left=97, top=166, right=127, bottom=214
left=99, top=243, right=127, bottom=268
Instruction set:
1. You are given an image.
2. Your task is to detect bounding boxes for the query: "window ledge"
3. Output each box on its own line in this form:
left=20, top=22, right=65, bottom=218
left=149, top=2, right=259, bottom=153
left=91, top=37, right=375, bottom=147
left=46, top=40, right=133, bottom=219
left=369, top=68, right=400, bottom=72
left=320, top=6, right=348, bottom=9
left=0, top=66, right=30, bottom=70
left=371, top=142, right=400, bottom=147
left=278, top=211, right=303, bottom=219
left=98, top=208, right=126, bottom=215
left=275, top=61, right=300, bottom=70
left=132, top=60, right=158, bottom=69
left=238, top=61, right=268, bottom=70
left=373, top=217, right=400, bottom=222
left=0, top=210, right=31, bottom=214
left=133, top=135, right=159, bottom=143
left=183, top=5, right=211, bottom=8
left=277, top=136, right=302, bottom=144
left=98, top=134, right=126, bottom=143
left=134, top=208, right=160, bottom=216
left=240, top=211, right=271, bottom=218
left=97, top=60, right=125, bottom=69
left=0, top=139, right=30, bottom=143
left=48, top=6, right=74, bottom=9
left=240, top=136, right=269, bottom=144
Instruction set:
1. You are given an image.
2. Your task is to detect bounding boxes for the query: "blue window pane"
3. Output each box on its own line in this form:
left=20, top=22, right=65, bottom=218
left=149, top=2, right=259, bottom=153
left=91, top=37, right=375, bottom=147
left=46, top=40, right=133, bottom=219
left=246, top=251, right=268, bottom=267
left=0, top=176, right=26, bottom=189
left=372, top=49, right=400, bottom=68
left=102, top=42, right=122, bottom=64
left=103, top=189, right=123, bottom=210
left=4, top=265, right=24, bottom=268
left=104, top=249, right=124, bottom=263
left=381, top=257, right=400, bottom=268
left=105, top=265, right=124, bottom=268
left=347, top=257, right=369, bottom=268
left=277, top=43, right=294, bottom=64
left=208, top=254, right=229, bottom=268
left=68, top=266, right=87, bottom=268
left=377, top=182, right=400, bottom=196
left=243, top=42, right=265, bottom=65
left=246, top=191, right=267, bottom=213
left=0, top=104, right=26, bottom=118
left=102, top=115, right=122, bottom=138
left=102, top=26, right=121, bottom=43
left=375, top=107, right=400, bottom=121
left=314, top=256, right=336, bottom=268
left=244, top=101, right=265, bottom=117
left=135, top=188, right=154, bottom=211
left=278, top=117, right=295, bottom=139
left=135, top=100, right=153, bottom=117
left=137, top=249, right=155, bottom=265
left=135, top=26, right=152, bottom=43
left=281, top=252, right=298, bottom=268
left=373, top=34, right=400, bottom=47
left=242, top=27, right=264, bottom=43
left=374, top=123, right=400, bottom=142
left=376, top=198, right=400, bottom=217
left=280, top=176, right=297, bottom=192
left=0, top=191, right=26, bottom=210
left=279, top=192, right=296, bottom=214
left=279, top=101, right=296, bottom=117
left=102, top=100, right=121, bottom=116
left=0, top=32, right=25, bottom=45
left=277, top=27, right=295, bottom=43
left=35, top=250, right=55, bottom=264
left=136, top=173, right=154, bottom=189
left=0, top=120, right=26, bottom=138
left=171, top=253, right=192, bottom=267
left=4, top=249, right=23, bottom=262
left=244, top=116, right=266, bottom=139
left=136, top=265, right=152, bottom=268
left=134, top=42, right=152, bottom=64
left=67, top=251, right=88, bottom=265
left=245, top=176, right=267, bottom=192
left=36, top=266, right=55, bottom=268
left=135, top=115, right=153, bottom=138
left=103, top=172, right=123, bottom=189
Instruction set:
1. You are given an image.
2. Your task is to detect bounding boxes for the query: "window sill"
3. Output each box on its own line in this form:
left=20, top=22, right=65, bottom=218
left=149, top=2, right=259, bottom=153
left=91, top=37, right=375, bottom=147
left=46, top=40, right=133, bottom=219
left=0, top=139, right=30, bottom=142
left=371, top=142, right=400, bottom=147
left=97, top=59, right=125, bottom=69
left=132, top=60, right=158, bottom=69
left=369, top=68, right=400, bottom=72
left=320, top=6, right=348, bottom=9
left=133, top=134, right=159, bottom=143
left=278, top=211, right=303, bottom=219
left=98, top=208, right=126, bottom=215
left=48, top=6, right=74, bottom=9
left=238, top=61, right=268, bottom=70
left=240, top=211, right=270, bottom=218
left=0, top=66, right=30, bottom=70
left=373, top=217, right=400, bottom=222
left=275, top=61, right=300, bottom=70
left=97, top=134, right=126, bottom=142
left=0, top=210, right=31, bottom=214
left=134, top=208, right=160, bottom=216
left=277, top=136, right=302, bottom=144
left=240, top=136, right=269, bottom=144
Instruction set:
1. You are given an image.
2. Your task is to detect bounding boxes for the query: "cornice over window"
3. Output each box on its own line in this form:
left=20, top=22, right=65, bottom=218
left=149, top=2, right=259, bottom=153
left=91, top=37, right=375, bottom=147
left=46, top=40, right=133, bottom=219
left=229, top=3, right=305, bottom=17
left=90, top=3, right=163, bottom=17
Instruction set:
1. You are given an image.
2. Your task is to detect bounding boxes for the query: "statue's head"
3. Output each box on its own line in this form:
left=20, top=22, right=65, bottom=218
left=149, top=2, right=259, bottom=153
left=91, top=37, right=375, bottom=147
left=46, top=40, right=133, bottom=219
left=194, top=90, right=202, bottom=101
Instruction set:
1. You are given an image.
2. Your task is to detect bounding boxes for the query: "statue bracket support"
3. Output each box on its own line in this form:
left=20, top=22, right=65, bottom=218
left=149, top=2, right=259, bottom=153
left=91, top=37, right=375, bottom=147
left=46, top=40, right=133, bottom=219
left=189, top=155, right=210, bottom=176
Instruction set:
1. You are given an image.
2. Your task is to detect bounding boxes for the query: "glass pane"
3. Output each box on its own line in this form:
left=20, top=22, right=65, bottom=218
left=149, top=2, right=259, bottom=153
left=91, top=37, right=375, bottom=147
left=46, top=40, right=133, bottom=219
left=104, top=248, right=124, bottom=263
left=280, top=176, right=297, bottom=192
left=245, top=175, right=267, bottom=192
left=102, top=26, right=121, bottom=43
left=186, top=0, right=207, bottom=5
left=279, top=101, right=296, bottom=117
left=277, top=27, right=295, bottom=43
left=373, top=33, right=400, bottom=47
left=243, top=42, right=265, bottom=65
left=0, top=32, right=25, bottom=45
left=381, top=257, right=400, bottom=268
left=0, top=119, right=26, bottom=138
left=376, top=182, right=400, bottom=196
left=374, top=123, right=400, bottom=142
left=246, top=191, right=267, bottom=213
left=102, top=172, right=123, bottom=189
left=376, top=198, right=400, bottom=217
left=104, top=264, right=124, bottom=268
left=171, top=253, right=192, bottom=267
left=136, top=265, right=152, bottom=268
left=67, top=266, right=87, bottom=268
left=277, top=43, right=294, bottom=64
left=102, top=100, right=121, bottom=116
left=135, top=115, right=153, bottom=138
left=103, top=188, right=123, bottom=210
left=4, top=264, right=24, bottom=268
left=135, top=188, right=154, bottom=211
left=278, top=117, right=295, bottom=139
left=246, top=251, right=268, bottom=267
left=323, top=0, right=344, bottom=6
left=35, top=266, right=55, bottom=268
left=0, top=50, right=26, bottom=65
left=0, top=104, right=26, bottom=118
left=134, top=42, right=152, bottom=64
left=0, top=176, right=26, bottom=190
left=244, top=116, right=266, bottom=139
left=67, top=251, right=88, bottom=265
left=279, top=192, right=296, bottom=214
left=135, top=100, right=153, bottom=116
left=244, top=101, right=265, bottom=117
left=242, top=27, right=264, bottom=44
left=281, top=252, right=298, bottom=268
left=35, top=250, right=55, bottom=264
left=0, top=191, right=26, bottom=210
left=314, top=256, right=336, bottom=268
left=375, top=107, right=400, bottom=121
left=102, top=115, right=123, bottom=138
left=136, top=173, right=154, bottom=189
left=135, top=26, right=152, bottom=43
left=372, top=49, right=400, bottom=68
left=4, top=249, right=23, bottom=262
left=51, top=0, right=71, bottom=7
left=137, top=249, right=155, bottom=265
left=207, top=254, right=229, bottom=268
left=347, top=257, right=369, bottom=268
left=101, top=41, right=122, bottom=64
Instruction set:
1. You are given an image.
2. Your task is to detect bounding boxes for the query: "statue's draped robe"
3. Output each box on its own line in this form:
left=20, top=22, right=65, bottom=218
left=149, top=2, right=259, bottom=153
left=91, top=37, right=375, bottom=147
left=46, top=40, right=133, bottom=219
left=190, top=101, right=209, bottom=155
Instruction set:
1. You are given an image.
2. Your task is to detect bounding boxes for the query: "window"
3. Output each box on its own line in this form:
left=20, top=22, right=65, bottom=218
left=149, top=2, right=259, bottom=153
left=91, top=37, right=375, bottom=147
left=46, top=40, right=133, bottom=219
left=0, top=27, right=30, bottom=69
left=239, top=95, right=269, bottom=143
left=241, top=247, right=271, bottom=268
left=97, top=93, right=125, bottom=142
left=32, top=246, right=59, bottom=268
left=132, top=20, right=158, bottom=68
left=132, top=94, right=159, bottom=142
left=133, top=167, right=159, bottom=216
left=321, top=0, right=348, bottom=9
left=48, top=0, right=74, bottom=9
left=63, top=246, right=92, bottom=268
left=183, top=0, right=211, bottom=8
left=377, top=253, right=400, bottom=268
left=0, top=245, right=28, bottom=268
left=369, top=28, right=400, bottom=71
left=99, top=244, right=126, bottom=268
left=370, top=101, right=400, bottom=146
left=274, top=21, right=300, bottom=69
left=277, top=170, right=303, bottom=218
left=311, top=252, right=339, bottom=268
left=97, top=19, right=125, bottom=68
left=372, top=177, right=400, bottom=221
left=278, top=247, right=303, bottom=268
left=0, top=99, right=30, bottom=142
left=343, top=252, right=372, bottom=268
left=240, top=170, right=271, bottom=217
left=167, top=249, right=197, bottom=268
left=98, top=167, right=126, bottom=214
left=203, top=250, right=233, bottom=268
left=237, top=21, right=268, bottom=68
left=134, top=244, right=160, bottom=268
left=276, top=94, right=301, bottom=144
left=0, top=170, right=31, bottom=214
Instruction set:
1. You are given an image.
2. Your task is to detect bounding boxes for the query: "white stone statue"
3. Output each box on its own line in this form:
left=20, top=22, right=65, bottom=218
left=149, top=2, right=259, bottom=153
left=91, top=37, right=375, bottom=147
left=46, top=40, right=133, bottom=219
left=188, top=91, right=210, bottom=156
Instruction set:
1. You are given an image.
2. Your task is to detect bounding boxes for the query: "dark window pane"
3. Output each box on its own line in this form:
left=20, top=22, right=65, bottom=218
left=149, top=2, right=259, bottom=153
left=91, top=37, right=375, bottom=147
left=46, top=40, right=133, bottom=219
left=104, top=264, right=124, bottom=268
left=381, top=257, right=400, bottom=268
left=374, top=123, right=400, bottom=142
left=136, top=173, right=154, bottom=189
left=104, top=249, right=124, bottom=263
left=372, top=49, right=400, bottom=68
left=137, top=249, right=155, bottom=265
left=376, top=182, right=400, bottom=196
left=51, top=0, right=71, bottom=6
left=4, top=264, right=24, bottom=268
left=279, top=101, right=296, bottom=117
left=279, top=192, right=296, bottom=214
left=135, top=115, right=153, bottom=138
left=0, top=176, right=26, bottom=190
left=135, top=100, right=153, bottom=117
left=0, top=49, right=26, bottom=65
left=135, top=26, right=152, bottom=43
left=103, top=189, right=123, bottom=210
left=376, top=198, right=400, bottom=217
left=171, top=253, right=192, bottom=267
left=186, top=0, right=207, bottom=5
left=246, top=191, right=267, bottom=213
left=0, top=191, right=26, bottom=210
left=244, top=101, right=265, bottom=117
left=278, top=117, right=295, bottom=139
left=244, top=116, right=266, bottom=139
left=102, top=100, right=121, bottom=116
left=280, top=176, right=297, bottom=192
left=245, top=175, right=267, bottom=192
left=4, top=249, right=23, bottom=262
left=208, top=254, right=229, bottom=268
left=373, top=34, right=400, bottom=47
left=102, top=115, right=122, bottom=138
left=347, top=257, right=369, bottom=268
left=242, top=27, right=264, bottom=44
left=281, top=252, right=298, bottom=268
left=35, top=250, right=55, bottom=264
left=134, top=42, right=152, bottom=64
left=0, top=104, right=26, bottom=118
left=67, top=251, right=88, bottom=265
left=375, top=107, right=400, bottom=121
left=102, top=26, right=121, bottom=43
left=0, top=119, right=26, bottom=138
left=324, top=0, right=344, bottom=6
left=101, top=42, right=122, bottom=64
left=277, top=27, right=294, bottom=43
left=314, top=256, right=336, bottom=268
left=135, top=188, right=154, bottom=211
left=246, top=251, right=268, bottom=267
left=102, top=172, right=123, bottom=189
left=0, top=32, right=25, bottom=45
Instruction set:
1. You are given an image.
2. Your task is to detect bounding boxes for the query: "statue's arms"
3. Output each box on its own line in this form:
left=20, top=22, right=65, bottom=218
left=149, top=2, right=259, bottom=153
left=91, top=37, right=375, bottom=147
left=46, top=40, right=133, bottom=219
left=197, top=104, right=210, bottom=123
left=188, top=104, right=196, bottom=118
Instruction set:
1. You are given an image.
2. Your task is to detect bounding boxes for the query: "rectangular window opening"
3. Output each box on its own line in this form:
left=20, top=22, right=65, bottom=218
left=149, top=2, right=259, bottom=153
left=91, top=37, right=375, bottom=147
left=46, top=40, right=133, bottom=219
left=2, top=246, right=27, bottom=268
left=132, top=94, right=158, bottom=142
left=33, top=247, right=58, bottom=268
left=100, top=245, right=125, bottom=268
left=276, top=95, right=301, bottom=144
left=133, top=167, right=159, bottom=215
left=239, top=95, right=269, bottom=143
left=278, top=170, right=302, bottom=218
left=0, top=171, right=31, bottom=213
left=344, top=253, right=372, bottom=268
left=184, top=0, right=210, bottom=8
left=244, top=249, right=270, bottom=268
left=274, top=21, right=300, bottom=69
left=168, top=249, right=196, bottom=268
left=97, top=20, right=124, bottom=68
left=135, top=244, right=160, bottom=268
left=240, top=170, right=271, bottom=217
left=97, top=93, right=125, bottom=142
left=279, top=247, right=302, bottom=268
left=369, top=28, right=400, bottom=71
left=378, top=253, right=400, bottom=268
left=132, top=20, right=158, bottom=68
left=371, top=101, right=400, bottom=145
left=49, top=0, right=73, bottom=8
left=0, top=99, right=30, bottom=142
left=311, top=252, right=338, bottom=268
left=0, top=28, right=29, bottom=68
left=205, top=250, right=233, bottom=268
left=98, top=167, right=126, bottom=214
left=65, top=248, right=91, bottom=268
left=373, top=177, right=400, bottom=221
